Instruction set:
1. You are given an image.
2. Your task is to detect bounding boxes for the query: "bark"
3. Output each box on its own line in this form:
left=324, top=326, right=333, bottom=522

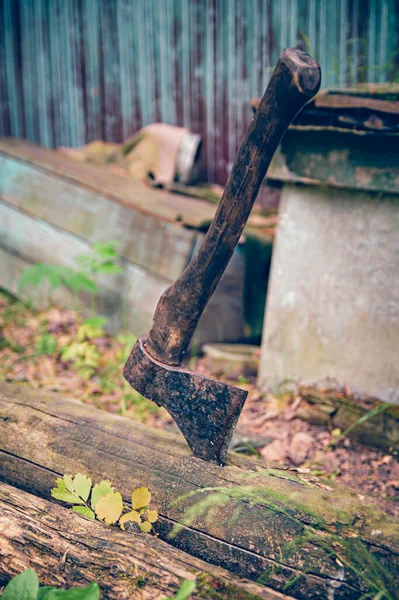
left=0, top=482, right=286, bottom=600
left=0, top=382, right=398, bottom=600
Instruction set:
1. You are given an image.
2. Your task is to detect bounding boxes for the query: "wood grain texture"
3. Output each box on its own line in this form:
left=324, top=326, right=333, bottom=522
left=0, top=149, right=199, bottom=282
left=0, top=382, right=398, bottom=600
left=0, top=483, right=290, bottom=600
left=145, top=50, right=321, bottom=366
left=0, top=137, right=218, bottom=229
left=0, top=482, right=290, bottom=600
left=0, top=200, right=244, bottom=342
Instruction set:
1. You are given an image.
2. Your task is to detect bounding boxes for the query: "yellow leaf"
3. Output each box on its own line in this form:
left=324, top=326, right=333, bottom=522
left=119, top=510, right=141, bottom=531
left=145, top=509, right=158, bottom=523
left=132, top=487, right=151, bottom=510
left=95, top=492, right=123, bottom=524
left=91, top=480, right=114, bottom=509
left=140, top=521, right=152, bottom=533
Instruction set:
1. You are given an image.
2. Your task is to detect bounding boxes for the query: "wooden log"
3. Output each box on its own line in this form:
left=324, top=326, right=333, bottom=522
left=0, top=482, right=287, bottom=600
left=296, top=387, right=399, bottom=453
left=0, top=382, right=398, bottom=600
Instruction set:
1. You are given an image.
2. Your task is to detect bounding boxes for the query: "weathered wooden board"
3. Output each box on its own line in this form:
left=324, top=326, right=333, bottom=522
left=0, top=138, right=247, bottom=343
left=0, top=138, right=218, bottom=230
left=267, top=127, right=399, bottom=194
left=0, top=199, right=244, bottom=341
left=1, top=382, right=398, bottom=600
left=0, top=482, right=288, bottom=600
left=0, top=149, right=200, bottom=282
left=0, top=203, right=169, bottom=335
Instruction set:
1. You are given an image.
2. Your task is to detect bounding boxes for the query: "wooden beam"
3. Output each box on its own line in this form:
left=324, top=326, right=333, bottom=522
left=0, top=201, right=244, bottom=342
left=0, top=137, right=216, bottom=230
left=0, top=482, right=289, bottom=599
left=0, top=150, right=200, bottom=282
left=0, top=382, right=398, bottom=599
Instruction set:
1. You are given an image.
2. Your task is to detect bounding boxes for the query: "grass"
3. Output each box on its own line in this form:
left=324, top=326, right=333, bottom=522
left=0, top=291, right=167, bottom=425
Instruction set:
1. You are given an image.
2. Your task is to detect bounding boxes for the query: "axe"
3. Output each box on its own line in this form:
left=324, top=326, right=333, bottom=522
left=124, top=49, right=321, bottom=465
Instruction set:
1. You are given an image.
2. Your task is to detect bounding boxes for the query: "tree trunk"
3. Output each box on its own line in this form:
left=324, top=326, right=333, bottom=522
left=0, top=382, right=398, bottom=600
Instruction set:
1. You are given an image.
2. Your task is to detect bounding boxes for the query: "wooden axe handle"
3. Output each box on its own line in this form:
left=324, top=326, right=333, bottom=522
left=146, top=48, right=321, bottom=366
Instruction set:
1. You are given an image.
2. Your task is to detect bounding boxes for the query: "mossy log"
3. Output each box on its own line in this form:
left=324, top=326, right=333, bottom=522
left=0, top=482, right=285, bottom=600
left=296, top=387, right=399, bottom=453
left=0, top=382, right=398, bottom=600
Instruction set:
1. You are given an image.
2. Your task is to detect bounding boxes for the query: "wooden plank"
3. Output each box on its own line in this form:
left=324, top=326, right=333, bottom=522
left=267, top=127, right=399, bottom=195
left=0, top=482, right=286, bottom=600
left=0, top=153, right=199, bottom=282
left=0, top=203, right=170, bottom=338
left=0, top=138, right=272, bottom=231
left=0, top=382, right=398, bottom=600
left=0, top=203, right=243, bottom=342
left=314, top=92, right=399, bottom=115
left=0, top=138, right=217, bottom=229
left=0, top=244, right=167, bottom=337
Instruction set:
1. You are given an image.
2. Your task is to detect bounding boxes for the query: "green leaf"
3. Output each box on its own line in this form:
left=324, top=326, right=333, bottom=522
left=161, top=580, right=197, bottom=600
left=51, top=477, right=83, bottom=505
left=51, top=488, right=84, bottom=505
left=38, top=587, right=57, bottom=599
left=35, top=333, right=58, bottom=356
left=146, top=509, right=158, bottom=523
left=77, top=324, right=104, bottom=342
left=18, top=265, right=45, bottom=291
left=96, top=262, right=123, bottom=275
left=91, top=480, right=114, bottom=509
left=140, top=521, right=152, bottom=533
left=40, top=582, right=100, bottom=599
left=2, top=569, right=39, bottom=600
left=73, top=473, right=92, bottom=502
left=83, top=316, right=108, bottom=328
left=72, top=506, right=95, bottom=519
left=93, top=241, right=120, bottom=258
left=43, top=266, right=61, bottom=290
left=62, top=272, right=98, bottom=294
left=119, top=510, right=141, bottom=530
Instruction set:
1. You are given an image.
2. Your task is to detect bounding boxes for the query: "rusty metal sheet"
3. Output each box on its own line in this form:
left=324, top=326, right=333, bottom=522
left=1, top=0, right=399, bottom=186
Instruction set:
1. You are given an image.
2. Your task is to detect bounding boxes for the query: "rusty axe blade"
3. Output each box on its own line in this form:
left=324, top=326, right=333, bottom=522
left=124, top=49, right=321, bottom=465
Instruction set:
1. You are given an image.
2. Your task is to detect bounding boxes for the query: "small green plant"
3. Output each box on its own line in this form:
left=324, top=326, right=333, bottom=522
left=35, top=332, right=58, bottom=356
left=18, top=241, right=122, bottom=313
left=1, top=569, right=99, bottom=600
left=327, top=402, right=391, bottom=449
left=162, top=579, right=197, bottom=600
left=60, top=341, right=101, bottom=378
left=74, top=242, right=123, bottom=277
left=18, top=263, right=97, bottom=298
left=51, top=473, right=158, bottom=533
left=170, top=485, right=394, bottom=599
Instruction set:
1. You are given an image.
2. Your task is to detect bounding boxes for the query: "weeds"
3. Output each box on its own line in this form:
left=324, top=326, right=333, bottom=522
left=18, top=241, right=122, bottom=314
left=0, top=292, right=162, bottom=424
left=170, top=485, right=395, bottom=599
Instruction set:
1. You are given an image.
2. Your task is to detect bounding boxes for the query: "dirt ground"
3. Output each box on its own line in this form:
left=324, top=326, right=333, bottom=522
left=1, top=293, right=398, bottom=518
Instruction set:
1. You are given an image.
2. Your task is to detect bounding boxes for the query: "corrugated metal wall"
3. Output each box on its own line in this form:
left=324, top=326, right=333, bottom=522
left=1, top=0, right=398, bottom=184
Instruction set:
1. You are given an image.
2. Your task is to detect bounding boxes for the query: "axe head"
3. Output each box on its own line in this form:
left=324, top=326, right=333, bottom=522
left=123, top=337, right=248, bottom=465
